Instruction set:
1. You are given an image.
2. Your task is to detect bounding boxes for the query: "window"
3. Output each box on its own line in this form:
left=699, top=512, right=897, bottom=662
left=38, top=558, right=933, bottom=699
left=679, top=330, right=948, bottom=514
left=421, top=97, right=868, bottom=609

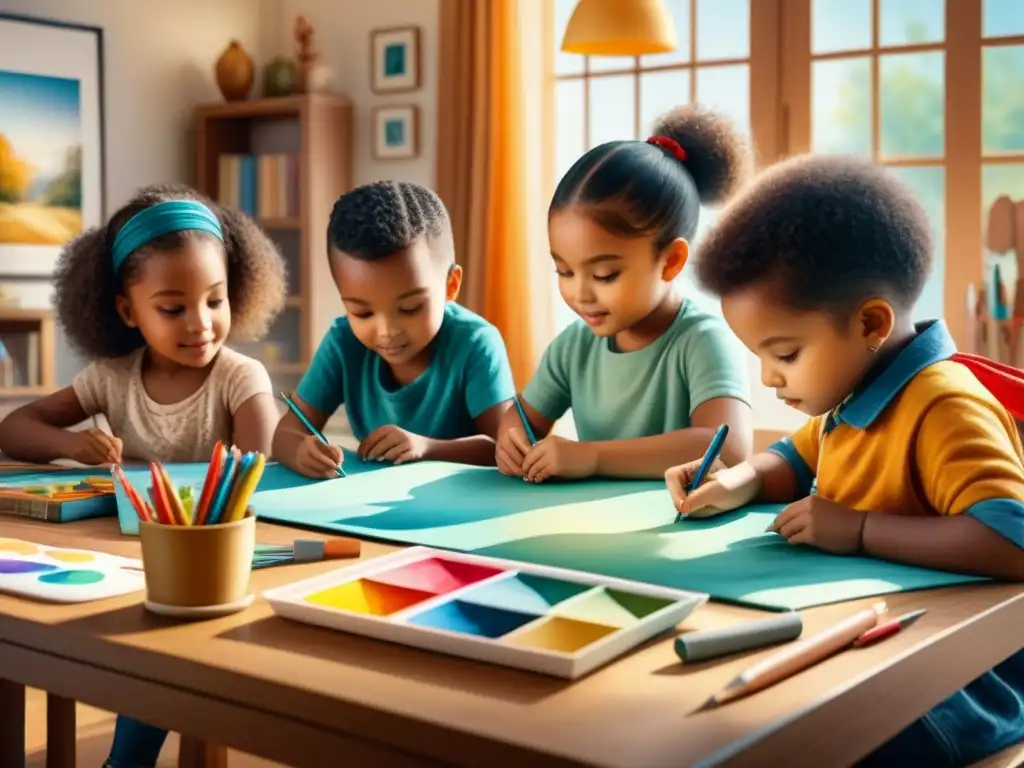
left=807, top=0, right=947, bottom=322
left=980, top=0, right=1024, bottom=304
left=545, top=1, right=1024, bottom=432
left=551, top=0, right=757, bottom=333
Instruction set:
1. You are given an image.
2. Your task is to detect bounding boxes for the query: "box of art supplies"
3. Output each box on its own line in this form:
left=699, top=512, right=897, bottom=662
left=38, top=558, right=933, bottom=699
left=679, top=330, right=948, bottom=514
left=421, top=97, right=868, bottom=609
left=263, top=546, right=709, bottom=679
left=112, top=445, right=267, bottom=617
left=0, top=473, right=116, bottom=523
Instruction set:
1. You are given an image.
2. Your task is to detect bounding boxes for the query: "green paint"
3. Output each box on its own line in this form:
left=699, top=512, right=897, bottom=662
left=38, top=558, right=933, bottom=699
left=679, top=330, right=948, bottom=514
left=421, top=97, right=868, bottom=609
left=38, top=569, right=105, bottom=585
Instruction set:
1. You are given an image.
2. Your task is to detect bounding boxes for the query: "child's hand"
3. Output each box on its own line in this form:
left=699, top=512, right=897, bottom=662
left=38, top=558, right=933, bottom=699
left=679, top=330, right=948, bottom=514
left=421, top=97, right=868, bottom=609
left=295, top=435, right=344, bottom=478
left=496, top=427, right=530, bottom=477
left=521, top=435, right=597, bottom=483
left=358, top=425, right=427, bottom=464
left=667, top=459, right=759, bottom=518
left=768, top=496, right=867, bottom=554
left=69, top=428, right=122, bottom=465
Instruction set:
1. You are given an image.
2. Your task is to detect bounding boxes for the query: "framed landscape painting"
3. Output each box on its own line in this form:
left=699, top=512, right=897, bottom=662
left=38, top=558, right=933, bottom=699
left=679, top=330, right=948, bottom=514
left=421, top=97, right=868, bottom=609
left=0, top=13, right=105, bottom=277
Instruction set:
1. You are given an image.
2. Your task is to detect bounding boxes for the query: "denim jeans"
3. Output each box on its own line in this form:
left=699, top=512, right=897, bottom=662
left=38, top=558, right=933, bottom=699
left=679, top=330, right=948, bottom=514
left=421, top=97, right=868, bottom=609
left=858, top=651, right=1024, bottom=767
left=105, top=715, right=168, bottom=768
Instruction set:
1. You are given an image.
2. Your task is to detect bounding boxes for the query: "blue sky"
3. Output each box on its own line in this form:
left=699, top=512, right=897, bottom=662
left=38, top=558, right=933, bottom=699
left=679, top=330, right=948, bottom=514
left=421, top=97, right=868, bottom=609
left=0, top=70, right=80, bottom=179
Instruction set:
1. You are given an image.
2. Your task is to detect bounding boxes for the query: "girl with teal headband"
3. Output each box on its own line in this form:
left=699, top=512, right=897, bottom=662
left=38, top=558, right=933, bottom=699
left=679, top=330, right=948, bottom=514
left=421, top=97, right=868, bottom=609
left=0, top=183, right=288, bottom=767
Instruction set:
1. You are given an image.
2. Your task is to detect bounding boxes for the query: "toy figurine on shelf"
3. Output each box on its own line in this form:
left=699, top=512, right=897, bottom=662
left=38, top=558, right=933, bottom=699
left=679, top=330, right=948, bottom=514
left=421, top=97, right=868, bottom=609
left=294, top=15, right=331, bottom=93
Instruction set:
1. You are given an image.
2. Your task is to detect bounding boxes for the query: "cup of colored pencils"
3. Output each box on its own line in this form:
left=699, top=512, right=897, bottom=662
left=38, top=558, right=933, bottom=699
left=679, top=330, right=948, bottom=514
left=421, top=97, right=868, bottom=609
left=113, top=442, right=262, bottom=614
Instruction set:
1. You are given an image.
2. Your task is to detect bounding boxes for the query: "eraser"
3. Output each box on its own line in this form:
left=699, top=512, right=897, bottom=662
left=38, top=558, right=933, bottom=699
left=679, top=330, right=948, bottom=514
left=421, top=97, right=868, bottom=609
left=674, top=612, right=803, bottom=663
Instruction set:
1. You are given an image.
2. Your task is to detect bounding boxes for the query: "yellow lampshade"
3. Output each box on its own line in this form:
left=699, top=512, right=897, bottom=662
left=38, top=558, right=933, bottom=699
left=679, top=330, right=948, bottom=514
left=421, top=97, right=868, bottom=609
left=561, top=0, right=677, bottom=56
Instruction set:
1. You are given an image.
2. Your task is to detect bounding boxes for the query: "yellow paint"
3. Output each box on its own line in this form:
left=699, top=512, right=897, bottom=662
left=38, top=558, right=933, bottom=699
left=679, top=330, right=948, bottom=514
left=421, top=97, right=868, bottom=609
left=304, top=579, right=433, bottom=616
left=42, top=550, right=95, bottom=564
left=506, top=616, right=618, bottom=653
left=0, top=538, right=38, bottom=555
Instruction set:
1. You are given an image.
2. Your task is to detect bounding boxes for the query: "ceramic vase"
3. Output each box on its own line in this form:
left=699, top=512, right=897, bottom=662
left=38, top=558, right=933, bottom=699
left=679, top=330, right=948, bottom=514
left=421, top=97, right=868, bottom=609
left=215, top=41, right=254, bottom=101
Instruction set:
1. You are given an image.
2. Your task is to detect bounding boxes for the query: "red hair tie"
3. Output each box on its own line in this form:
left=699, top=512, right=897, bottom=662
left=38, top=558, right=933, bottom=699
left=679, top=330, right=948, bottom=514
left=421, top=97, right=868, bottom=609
left=646, top=135, right=687, bottom=163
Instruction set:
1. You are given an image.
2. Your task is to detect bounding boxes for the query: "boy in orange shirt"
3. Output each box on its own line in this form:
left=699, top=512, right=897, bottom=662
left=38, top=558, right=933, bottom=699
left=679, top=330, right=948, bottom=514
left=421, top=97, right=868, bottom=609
left=666, top=154, right=1024, bottom=766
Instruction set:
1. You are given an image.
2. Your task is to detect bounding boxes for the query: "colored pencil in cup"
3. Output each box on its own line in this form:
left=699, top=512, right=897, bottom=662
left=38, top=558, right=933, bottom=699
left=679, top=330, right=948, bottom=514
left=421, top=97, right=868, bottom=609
left=676, top=424, right=730, bottom=523
left=696, top=601, right=887, bottom=711
left=278, top=391, right=346, bottom=477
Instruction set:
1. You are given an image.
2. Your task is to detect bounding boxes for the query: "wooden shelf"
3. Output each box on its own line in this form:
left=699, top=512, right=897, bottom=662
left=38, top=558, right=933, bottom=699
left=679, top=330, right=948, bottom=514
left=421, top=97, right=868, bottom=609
left=194, top=93, right=353, bottom=376
left=0, top=309, right=55, bottom=398
left=194, top=93, right=352, bottom=121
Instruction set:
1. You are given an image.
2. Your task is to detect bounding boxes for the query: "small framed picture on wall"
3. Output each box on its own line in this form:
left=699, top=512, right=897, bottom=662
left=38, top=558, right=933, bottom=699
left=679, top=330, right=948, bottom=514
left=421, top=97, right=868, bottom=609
left=373, top=106, right=419, bottom=160
left=370, top=26, right=420, bottom=93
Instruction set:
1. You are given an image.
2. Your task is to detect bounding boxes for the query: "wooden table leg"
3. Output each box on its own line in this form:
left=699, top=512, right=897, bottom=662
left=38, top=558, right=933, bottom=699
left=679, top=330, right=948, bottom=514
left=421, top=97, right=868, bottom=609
left=46, top=693, right=76, bottom=768
left=178, top=737, right=228, bottom=768
left=0, top=678, right=26, bottom=767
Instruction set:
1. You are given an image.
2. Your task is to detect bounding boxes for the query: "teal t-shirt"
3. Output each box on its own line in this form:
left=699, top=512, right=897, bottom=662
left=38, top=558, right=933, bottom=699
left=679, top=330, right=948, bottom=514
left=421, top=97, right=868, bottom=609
left=296, top=302, right=516, bottom=441
left=521, top=301, right=750, bottom=442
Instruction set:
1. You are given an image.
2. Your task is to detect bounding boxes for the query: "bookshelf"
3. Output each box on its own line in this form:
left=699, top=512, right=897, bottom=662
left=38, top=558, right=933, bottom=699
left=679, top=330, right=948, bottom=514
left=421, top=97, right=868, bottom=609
left=193, top=94, right=353, bottom=395
left=0, top=308, right=56, bottom=398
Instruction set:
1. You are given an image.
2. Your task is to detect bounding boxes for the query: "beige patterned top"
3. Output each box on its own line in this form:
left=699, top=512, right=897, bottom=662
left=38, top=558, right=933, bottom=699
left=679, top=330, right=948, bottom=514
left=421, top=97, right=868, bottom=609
left=72, top=346, right=273, bottom=463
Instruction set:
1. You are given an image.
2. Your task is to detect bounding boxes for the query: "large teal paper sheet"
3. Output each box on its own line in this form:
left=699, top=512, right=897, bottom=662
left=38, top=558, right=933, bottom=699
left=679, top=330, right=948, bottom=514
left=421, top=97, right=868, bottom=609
left=250, top=461, right=985, bottom=611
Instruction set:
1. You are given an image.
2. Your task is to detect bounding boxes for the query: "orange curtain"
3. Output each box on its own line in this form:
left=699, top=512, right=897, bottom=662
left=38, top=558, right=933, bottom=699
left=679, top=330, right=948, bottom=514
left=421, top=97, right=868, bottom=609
left=436, top=0, right=535, bottom=389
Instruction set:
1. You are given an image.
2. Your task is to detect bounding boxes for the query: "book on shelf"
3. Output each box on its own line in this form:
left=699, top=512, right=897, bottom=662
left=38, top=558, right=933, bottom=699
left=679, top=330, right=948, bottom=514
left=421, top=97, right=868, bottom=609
left=218, top=153, right=300, bottom=220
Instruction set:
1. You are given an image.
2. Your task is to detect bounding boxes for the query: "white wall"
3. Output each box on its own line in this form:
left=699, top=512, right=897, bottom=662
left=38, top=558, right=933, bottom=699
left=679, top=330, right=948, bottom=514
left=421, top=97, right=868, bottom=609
left=0, top=0, right=273, bottom=384
left=266, top=0, right=438, bottom=189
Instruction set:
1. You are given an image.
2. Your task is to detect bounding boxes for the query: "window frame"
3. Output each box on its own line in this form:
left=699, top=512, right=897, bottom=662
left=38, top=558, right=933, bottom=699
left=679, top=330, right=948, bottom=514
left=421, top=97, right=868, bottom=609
left=541, top=0, right=784, bottom=341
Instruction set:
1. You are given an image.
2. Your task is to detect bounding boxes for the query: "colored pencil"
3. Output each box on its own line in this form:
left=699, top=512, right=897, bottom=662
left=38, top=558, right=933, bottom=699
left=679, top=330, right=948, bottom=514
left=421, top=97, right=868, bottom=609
left=113, top=441, right=275, bottom=527
left=696, top=602, right=886, bottom=711
left=852, top=609, right=926, bottom=648
left=278, top=391, right=347, bottom=477
left=676, top=424, right=730, bottom=523
left=194, top=442, right=225, bottom=525
left=514, top=395, right=537, bottom=445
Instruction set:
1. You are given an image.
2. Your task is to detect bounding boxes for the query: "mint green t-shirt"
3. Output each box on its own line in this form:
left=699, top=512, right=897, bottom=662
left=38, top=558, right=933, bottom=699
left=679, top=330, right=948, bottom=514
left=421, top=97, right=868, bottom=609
left=521, top=301, right=750, bottom=442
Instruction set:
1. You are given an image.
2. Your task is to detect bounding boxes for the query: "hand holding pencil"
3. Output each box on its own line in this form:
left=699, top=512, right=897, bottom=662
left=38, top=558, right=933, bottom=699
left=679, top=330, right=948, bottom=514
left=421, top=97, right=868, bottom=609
left=295, top=434, right=345, bottom=478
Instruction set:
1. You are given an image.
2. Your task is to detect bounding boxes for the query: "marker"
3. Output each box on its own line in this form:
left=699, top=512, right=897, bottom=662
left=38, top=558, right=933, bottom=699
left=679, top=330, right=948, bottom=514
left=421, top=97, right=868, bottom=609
left=676, top=424, right=729, bottom=523
left=852, top=608, right=926, bottom=648
left=514, top=395, right=537, bottom=445
left=696, top=602, right=886, bottom=711
left=278, top=392, right=346, bottom=477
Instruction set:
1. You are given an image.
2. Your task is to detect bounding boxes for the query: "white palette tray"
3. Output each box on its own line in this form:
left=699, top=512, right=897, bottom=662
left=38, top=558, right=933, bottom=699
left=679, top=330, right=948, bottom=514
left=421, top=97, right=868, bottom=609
left=0, top=537, right=145, bottom=603
left=263, top=546, right=708, bottom=679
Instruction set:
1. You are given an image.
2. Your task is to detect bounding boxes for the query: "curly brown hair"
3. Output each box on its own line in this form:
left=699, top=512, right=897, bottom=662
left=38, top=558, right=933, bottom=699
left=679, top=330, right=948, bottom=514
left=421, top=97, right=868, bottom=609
left=694, top=154, right=933, bottom=315
left=52, top=183, right=287, bottom=359
left=549, top=103, right=753, bottom=251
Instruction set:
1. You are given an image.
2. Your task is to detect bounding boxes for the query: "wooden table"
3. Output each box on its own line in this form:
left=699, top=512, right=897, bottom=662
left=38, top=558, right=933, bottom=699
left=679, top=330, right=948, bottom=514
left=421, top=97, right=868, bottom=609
left=1, top=517, right=1023, bottom=768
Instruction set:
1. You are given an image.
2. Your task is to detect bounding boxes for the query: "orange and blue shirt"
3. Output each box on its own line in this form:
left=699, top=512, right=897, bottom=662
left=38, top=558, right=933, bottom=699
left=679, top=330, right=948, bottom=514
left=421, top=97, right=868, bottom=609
left=767, top=320, right=1024, bottom=766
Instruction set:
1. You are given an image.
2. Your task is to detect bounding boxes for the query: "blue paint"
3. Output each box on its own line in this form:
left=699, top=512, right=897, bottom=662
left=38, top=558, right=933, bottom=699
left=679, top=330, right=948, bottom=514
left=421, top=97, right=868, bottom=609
left=38, top=569, right=104, bottom=585
left=457, top=573, right=590, bottom=614
left=0, top=558, right=58, bottom=575
left=407, top=600, right=536, bottom=638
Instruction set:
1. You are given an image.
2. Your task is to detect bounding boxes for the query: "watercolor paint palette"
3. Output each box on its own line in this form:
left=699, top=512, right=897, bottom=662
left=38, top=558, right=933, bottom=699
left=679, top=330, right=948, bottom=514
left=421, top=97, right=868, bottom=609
left=263, top=547, right=708, bottom=678
left=0, top=538, right=145, bottom=603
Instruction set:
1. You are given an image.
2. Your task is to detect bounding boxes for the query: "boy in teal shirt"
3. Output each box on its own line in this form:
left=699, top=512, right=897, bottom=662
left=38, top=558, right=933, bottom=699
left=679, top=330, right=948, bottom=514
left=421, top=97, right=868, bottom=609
left=273, top=181, right=516, bottom=477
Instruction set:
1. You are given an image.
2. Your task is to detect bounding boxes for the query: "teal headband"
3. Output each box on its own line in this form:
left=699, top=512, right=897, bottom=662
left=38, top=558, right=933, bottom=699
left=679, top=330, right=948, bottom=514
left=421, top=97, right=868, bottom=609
left=111, top=200, right=224, bottom=272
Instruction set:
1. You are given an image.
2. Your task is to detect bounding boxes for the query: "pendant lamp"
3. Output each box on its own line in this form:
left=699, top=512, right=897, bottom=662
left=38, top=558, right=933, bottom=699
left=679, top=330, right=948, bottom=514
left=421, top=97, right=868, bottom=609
left=561, top=0, right=677, bottom=56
